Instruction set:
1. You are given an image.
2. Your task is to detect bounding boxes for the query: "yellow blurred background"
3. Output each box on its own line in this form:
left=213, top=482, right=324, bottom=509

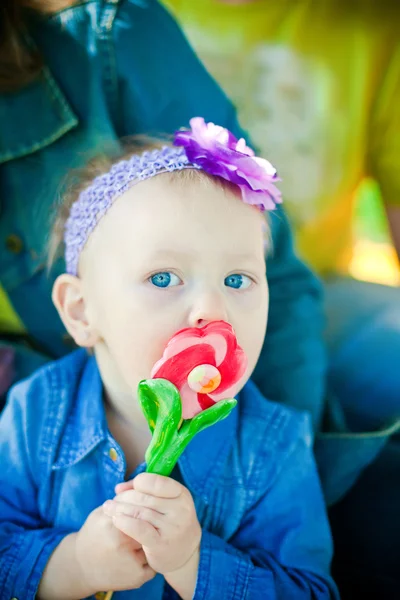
left=163, top=0, right=399, bottom=288
left=351, top=179, right=398, bottom=286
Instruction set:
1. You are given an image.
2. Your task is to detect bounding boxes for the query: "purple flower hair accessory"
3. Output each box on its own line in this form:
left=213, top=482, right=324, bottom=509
left=63, top=117, right=282, bottom=276
left=174, top=117, right=282, bottom=211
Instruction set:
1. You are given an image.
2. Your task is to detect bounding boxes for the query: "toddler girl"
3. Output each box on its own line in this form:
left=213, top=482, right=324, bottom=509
left=0, top=118, right=338, bottom=599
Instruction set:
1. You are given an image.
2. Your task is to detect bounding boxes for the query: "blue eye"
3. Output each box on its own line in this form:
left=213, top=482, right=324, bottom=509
left=224, top=274, right=252, bottom=290
left=150, top=272, right=182, bottom=288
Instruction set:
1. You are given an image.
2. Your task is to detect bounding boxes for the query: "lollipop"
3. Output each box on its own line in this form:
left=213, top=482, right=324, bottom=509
left=103, top=321, right=247, bottom=600
left=139, top=320, right=248, bottom=476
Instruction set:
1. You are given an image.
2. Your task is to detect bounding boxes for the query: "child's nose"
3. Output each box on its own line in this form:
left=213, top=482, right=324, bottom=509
left=188, top=290, right=228, bottom=328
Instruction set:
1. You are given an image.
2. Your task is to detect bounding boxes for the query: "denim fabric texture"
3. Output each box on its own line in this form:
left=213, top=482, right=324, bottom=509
left=0, top=350, right=338, bottom=599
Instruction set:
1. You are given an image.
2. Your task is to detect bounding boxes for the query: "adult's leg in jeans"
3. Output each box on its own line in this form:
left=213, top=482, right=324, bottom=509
left=324, top=278, right=400, bottom=431
left=329, top=438, right=400, bottom=599
left=324, top=278, right=400, bottom=597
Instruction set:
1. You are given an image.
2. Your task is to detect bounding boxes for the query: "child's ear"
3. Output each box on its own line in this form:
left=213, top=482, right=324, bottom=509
left=52, top=274, right=99, bottom=348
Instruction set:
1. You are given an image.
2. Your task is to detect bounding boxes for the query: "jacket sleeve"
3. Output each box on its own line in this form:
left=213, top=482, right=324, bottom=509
left=0, top=380, right=71, bottom=599
left=115, top=0, right=327, bottom=431
left=193, top=417, right=339, bottom=600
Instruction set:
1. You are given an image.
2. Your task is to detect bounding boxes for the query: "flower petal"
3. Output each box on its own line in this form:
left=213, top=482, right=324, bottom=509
left=152, top=321, right=230, bottom=374
left=213, top=341, right=247, bottom=394
left=180, top=382, right=204, bottom=419
left=240, top=186, right=281, bottom=210
left=196, top=391, right=217, bottom=413
left=236, top=137, right=255, bottom=157
left=173, top=118, right=282, bottom=211
left=150, top=320, right=248, bottom=417
left=152, top=344, right=216, bottom=389
left=156, top=334, right=206, bottom=364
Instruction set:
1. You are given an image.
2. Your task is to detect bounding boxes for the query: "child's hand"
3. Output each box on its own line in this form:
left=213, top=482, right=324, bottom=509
left=105, top=473, right=202, bottom=576
left=75, top=504, right=156, bottom=593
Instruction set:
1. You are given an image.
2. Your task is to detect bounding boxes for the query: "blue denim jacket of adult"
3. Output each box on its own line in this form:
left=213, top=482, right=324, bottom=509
left=0, top=350, right=339, bottom=599
left=0, top=0, right=387, bottom=507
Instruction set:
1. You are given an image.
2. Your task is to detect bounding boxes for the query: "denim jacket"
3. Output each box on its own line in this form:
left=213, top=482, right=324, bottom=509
left=0, top=350, right=338, bottom=599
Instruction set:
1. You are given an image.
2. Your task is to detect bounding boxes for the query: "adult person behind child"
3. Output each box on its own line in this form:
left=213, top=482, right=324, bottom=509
left=161, top=0, right=400, bottom=596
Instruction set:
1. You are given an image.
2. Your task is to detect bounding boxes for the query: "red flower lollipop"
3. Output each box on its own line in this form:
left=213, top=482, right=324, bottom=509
left=151, top=320, right=248, bottom=419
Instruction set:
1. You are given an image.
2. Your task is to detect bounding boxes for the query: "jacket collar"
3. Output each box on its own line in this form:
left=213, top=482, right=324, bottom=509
left=53, top=353, right=107, bottom=469
left=0, top=65, right=78, bottom=165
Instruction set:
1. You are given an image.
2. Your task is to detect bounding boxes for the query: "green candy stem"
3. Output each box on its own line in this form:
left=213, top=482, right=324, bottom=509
left=137, top=379, right=237, bottom=477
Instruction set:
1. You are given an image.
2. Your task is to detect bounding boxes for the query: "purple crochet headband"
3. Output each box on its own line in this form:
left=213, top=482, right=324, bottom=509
left=64, top=117, right=282, bottom=275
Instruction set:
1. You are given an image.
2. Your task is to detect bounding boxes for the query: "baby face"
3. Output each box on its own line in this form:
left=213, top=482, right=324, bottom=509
left=79, top=172, right=269, bottom=398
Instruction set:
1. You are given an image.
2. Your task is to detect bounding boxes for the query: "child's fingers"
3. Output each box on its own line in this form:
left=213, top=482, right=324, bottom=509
left=115, top=480, right=134, bottom=494
left=114, top=489, right=171, bottom=514
left=104, top=499, right=164, bottom=529
left=133, top=473, right=183, bottom=499
left=112, top=513, right=160, bottom=547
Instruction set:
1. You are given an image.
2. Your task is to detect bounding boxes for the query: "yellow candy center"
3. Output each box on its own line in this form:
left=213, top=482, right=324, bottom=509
left=187, top=364, right=222, bottom=394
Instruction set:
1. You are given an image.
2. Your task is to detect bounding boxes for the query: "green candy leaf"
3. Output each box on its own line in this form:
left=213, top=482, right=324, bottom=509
left=137, top=379, right=182, bottom=434
left=137, top=379, right=183, bottom=475
left=179, top=398, right=237, bottom=443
